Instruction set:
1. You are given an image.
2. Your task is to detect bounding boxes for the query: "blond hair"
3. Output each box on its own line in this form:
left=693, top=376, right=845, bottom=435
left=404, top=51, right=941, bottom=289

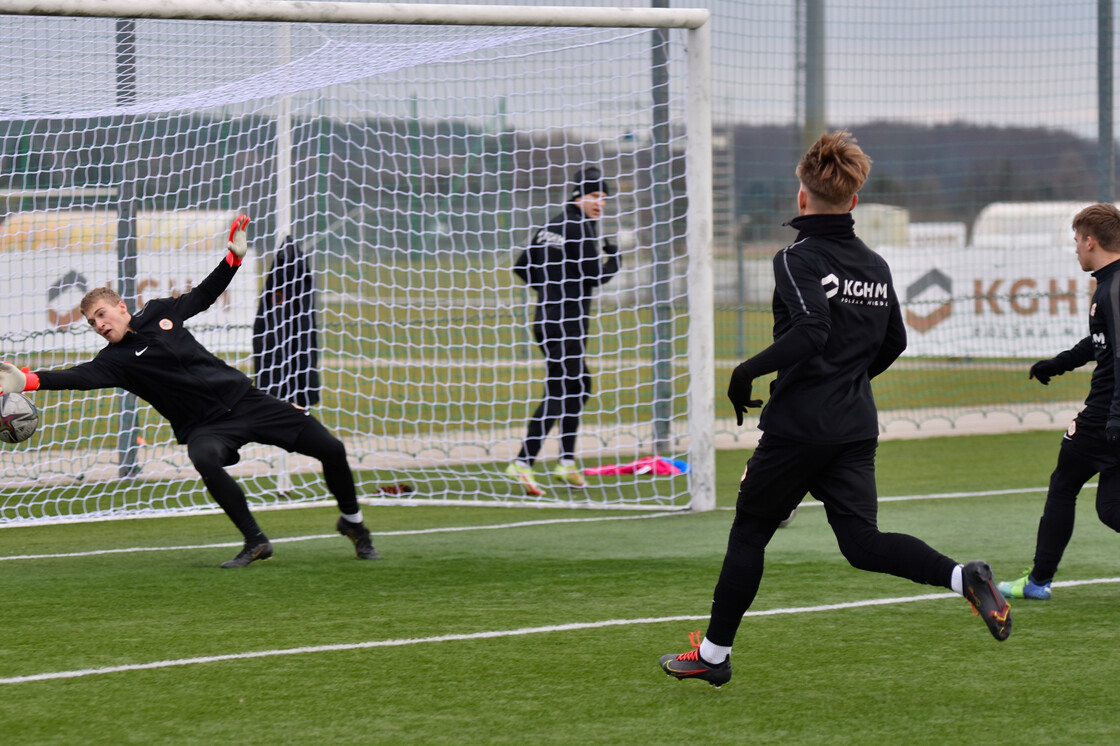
left=1072, top=203, right=1120, bottom=253
left=795, top=130, right=872, bottom=207
left=79, top=286, right=122, bottom=317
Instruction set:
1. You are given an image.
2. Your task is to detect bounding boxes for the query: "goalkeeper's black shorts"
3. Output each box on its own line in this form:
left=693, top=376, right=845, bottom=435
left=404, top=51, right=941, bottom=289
left=187, top=387, right=317, bottom=454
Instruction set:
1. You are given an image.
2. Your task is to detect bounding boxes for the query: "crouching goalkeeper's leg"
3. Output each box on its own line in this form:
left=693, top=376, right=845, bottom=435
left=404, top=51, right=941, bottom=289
left=188, top=436, right=272, bottom=568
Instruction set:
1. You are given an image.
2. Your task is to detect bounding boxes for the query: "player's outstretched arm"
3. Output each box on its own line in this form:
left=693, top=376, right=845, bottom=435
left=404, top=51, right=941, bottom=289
left=0, top=362, right=39, bottom=395
left=171, top=214, right=251, bottom=321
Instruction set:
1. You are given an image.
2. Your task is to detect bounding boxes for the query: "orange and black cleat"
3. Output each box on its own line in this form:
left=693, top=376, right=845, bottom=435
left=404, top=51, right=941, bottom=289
left=962, top=560, right=1013, bottom=641
left=659, top=630, right=732, bottom=688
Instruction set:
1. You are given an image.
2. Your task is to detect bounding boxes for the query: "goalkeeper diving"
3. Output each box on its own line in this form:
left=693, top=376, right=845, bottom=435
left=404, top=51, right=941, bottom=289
left=0, top=215, right=379, bottom=567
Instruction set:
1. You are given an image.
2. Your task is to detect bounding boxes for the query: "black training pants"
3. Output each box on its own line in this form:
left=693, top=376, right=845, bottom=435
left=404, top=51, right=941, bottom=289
left=517, top=309, right=592, bottom=465
left=1031, top=426, right=1120, bottom=583
left=186, top=389, right=359, bottom=539
left=704, top=433, right=959, bottom=647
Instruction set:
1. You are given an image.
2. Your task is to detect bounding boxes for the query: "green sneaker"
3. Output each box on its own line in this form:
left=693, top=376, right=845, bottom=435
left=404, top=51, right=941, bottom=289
left=997, top=570, right=1052, bottom=600
left=551, top=462, right=587, bottom=488
left=505, top=462, right=544, bottom=497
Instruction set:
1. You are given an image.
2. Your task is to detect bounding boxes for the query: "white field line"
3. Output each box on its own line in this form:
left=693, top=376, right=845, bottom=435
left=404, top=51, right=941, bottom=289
left=0, top=482, right=1076, bottom=561
left=0, top=511, right=682, bottom=562
left=4, top=577, right=1119, bottom=686
left=767, top=484, right=1074, bottom=510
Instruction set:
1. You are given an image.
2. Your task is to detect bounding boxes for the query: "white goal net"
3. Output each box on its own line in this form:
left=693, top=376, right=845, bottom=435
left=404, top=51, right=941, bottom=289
left=0, top=4, right=713, bottom=522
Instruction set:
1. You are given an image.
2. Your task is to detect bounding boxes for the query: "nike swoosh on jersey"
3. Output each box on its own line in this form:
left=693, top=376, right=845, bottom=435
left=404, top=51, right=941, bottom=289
left=135, top=347, right=149, bottom=356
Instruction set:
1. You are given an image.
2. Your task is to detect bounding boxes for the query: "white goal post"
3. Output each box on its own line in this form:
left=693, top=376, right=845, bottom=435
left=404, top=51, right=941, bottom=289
left=0, top=0, right=714, bottom=520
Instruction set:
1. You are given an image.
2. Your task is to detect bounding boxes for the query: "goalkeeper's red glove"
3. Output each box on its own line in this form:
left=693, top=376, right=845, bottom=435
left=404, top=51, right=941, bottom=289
left=0, top=362, right=39, bottom=394
left=225, top=214, right=250, bottom=267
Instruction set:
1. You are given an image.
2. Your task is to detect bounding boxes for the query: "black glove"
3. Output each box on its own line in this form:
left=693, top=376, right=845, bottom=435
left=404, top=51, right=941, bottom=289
left=727, top=361, right=763, bottom=427
left=1029, top=359, right=1063, bottom=386
left=1108, top=420, right=1120, bottom=444
left=602, top=239, right=618, bottom=256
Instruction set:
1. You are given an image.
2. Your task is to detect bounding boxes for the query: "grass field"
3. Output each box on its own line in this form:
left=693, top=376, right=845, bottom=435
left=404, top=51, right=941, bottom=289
left=2, top=429, right=1119, bottom=745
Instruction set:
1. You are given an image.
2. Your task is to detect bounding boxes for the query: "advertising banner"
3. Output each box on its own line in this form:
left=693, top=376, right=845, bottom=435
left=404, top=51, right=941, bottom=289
left=878, top=245, right=1090, bottom=358
left=0, top=211, right=258, bottom=356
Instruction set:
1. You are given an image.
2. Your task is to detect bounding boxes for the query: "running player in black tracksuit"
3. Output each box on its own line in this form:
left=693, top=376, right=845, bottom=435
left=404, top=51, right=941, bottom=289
left=999, top=203, right=1120, bottom=601
left=658, top=132, right=1012, bottom=688
left=0, top=216, right=379, bottom=567
left=506, top=166, right=620, bottom=497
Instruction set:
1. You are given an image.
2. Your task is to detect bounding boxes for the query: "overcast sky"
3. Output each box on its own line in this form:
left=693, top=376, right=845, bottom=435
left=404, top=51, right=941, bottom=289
left=0, top=0, right=1111, bottom=139
left=420, top=0, right=1112, bottom=137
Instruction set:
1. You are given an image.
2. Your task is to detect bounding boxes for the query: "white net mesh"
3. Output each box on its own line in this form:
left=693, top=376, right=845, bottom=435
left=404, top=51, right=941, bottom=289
left=0, top=16, right=696, bottom=522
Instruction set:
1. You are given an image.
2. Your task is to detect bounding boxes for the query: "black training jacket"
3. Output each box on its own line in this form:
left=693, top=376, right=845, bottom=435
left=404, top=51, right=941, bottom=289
left=1073, top=259, right=1120, bottom=430
left=512, top=202, right=620, bottom=320
left=36, top=259, right=253, bottom=443
left=756, top=213, right=906, bottom=444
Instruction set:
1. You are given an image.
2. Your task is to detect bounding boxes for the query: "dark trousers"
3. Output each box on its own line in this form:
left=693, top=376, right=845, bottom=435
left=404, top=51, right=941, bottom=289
left=1031, top=427, right=1120, bottom=583
left=704, top=433, right=958, bottom=647
left=517, top=314, right=591, bottom=465
left=187, top=389, right=359, bottom=539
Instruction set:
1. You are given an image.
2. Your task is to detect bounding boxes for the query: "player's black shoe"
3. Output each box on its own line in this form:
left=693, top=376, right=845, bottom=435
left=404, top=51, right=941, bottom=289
left=659, top=631, right=732, bottom=688
left=962, top=560, right=1012, bottom=641
left=220, top=538, right=273, bottom=568
left=336, top=517, right=382, bottom=560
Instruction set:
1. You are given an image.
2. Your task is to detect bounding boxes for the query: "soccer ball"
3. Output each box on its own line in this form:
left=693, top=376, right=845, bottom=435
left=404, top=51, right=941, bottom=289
left=0, top=392, right=39, bottom=444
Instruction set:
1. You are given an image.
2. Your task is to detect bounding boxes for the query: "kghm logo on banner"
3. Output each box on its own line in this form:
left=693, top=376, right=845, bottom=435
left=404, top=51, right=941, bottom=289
left=905, top=268, right=952, bottom=333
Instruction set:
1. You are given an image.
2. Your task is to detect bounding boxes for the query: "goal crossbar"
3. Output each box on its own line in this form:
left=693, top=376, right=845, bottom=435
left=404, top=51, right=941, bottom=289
left=0, top=0, right=710, bottom=29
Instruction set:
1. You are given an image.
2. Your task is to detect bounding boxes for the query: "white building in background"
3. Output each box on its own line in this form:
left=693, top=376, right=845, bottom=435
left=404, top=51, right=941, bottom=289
left=852, top=202, right=967, bottom=250
left=970, top=201, right=1092, bottom=250
left=909, top=222, right=966, bottom=249
left=852, top=202, right=909, bottom=249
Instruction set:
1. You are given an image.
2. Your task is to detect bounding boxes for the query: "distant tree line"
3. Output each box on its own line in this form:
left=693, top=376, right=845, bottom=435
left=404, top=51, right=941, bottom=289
left=732, top=121, right=1105, bottom=243
left=1, top=116, right=1097, bottom=255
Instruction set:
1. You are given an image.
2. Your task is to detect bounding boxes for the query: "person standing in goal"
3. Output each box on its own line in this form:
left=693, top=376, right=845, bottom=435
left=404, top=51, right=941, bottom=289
left=658, top=131, right=1012, bottom=688
left=506, top=166, right=621, bottom=496
left=997, top=203, right=1120, bottom=602
left=0, top=215, right=379, bottom=568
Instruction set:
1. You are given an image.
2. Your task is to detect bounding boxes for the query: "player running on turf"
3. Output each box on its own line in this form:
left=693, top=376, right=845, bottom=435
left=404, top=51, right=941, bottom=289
left=999, top=202, right=1120, bottom=601
left=658, top=131, right=1012, bottom=688
left=0, top=215, right=379, bottom=568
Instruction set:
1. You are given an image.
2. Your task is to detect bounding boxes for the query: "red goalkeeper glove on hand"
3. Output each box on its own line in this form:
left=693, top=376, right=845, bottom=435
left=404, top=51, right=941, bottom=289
left=225, top=214, right=250, bottom=267
left=0, top=362, right=39, bottom=394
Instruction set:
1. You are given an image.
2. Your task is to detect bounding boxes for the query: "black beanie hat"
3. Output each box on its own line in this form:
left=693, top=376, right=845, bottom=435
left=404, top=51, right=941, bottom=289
left=570, top=166, right=610, bottom=199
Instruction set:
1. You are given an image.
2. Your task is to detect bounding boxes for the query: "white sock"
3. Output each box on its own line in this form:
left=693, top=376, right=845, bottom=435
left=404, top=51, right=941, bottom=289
left=341, top=511, right=363, bottom=524
left=699, top=638, right=731, bottom=665
left=950, top=564, right=964, bottom=595
left=513, top=459, right=531, bottom=470
left=558, top=458, right=576, bottom=467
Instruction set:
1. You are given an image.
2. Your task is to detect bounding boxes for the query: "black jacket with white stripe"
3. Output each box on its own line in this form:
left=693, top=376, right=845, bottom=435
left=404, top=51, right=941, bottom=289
left=750, top=212, right=906, bottom=444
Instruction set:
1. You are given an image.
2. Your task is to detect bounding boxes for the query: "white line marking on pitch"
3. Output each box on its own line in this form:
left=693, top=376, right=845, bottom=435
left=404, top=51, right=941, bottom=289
left=4, top=577, right=1117, bottom=686
left=0, top=512, right=683, bottom=561
left=0, top=480, right=1084, bottom=561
